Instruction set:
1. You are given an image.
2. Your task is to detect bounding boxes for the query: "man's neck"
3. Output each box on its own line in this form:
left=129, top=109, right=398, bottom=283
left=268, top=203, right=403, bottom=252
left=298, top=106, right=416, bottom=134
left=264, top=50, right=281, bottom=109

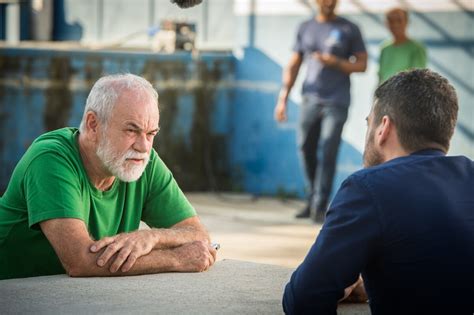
left=78, top=133, right=116, bottom=191
left=317, top=13, right=337, bottom=23
left=382, top=149, right=409, bottom=163
left=380, top=139, right=411, bottom=164
left=392, top=34, right=409, bottom=45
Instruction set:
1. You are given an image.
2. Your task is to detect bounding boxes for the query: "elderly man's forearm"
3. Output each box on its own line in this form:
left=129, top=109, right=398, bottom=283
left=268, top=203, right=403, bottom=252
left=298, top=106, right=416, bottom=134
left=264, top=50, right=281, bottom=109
left=150, top=225, right=210, bottom=249
left=68, top=241, right=213, bottom=277
left=67, top=248, right=178, bottom=277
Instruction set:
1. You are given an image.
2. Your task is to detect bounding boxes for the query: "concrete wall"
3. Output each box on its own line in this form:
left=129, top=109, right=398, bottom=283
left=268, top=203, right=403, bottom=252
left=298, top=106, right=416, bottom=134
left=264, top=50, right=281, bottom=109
left=0, top=47, right=234, bottom=192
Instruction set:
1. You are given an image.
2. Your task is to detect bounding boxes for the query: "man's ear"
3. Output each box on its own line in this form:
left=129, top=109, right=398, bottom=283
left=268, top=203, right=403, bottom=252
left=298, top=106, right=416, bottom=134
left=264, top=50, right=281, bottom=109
left=84, top=112, right=100, bottom=140
left=376, top=115, right=393, bottom=146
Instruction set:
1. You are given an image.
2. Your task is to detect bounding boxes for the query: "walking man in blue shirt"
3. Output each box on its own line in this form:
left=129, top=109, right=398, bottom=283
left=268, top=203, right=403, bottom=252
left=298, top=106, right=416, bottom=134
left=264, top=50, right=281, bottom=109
left=274, top=0, right=367, bottom=223
left=283, top=69, right=474, bottom=314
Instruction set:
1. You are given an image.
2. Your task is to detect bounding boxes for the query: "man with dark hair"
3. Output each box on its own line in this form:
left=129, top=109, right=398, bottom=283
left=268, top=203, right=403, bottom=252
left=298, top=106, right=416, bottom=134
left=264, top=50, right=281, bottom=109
left=283, top=69, right=474, bottom=314
left=274, top=0, right=367, bottom=223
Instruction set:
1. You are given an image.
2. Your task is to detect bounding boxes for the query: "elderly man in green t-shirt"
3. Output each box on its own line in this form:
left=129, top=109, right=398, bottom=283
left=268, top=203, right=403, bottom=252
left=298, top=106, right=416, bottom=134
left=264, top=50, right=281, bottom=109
left=378, top=7, right=427, bottom=83
left=0, top=74, right=217, bottom=280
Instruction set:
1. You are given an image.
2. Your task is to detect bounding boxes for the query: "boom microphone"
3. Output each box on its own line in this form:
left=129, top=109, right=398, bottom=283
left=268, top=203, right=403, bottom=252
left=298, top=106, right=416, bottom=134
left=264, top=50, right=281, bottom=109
left=170, top=0, right=203, bottom=8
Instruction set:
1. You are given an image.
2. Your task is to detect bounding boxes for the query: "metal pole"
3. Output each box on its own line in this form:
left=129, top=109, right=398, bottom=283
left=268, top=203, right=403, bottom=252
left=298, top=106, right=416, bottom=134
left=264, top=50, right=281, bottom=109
left=6, top=0, right=20, bottom=43
left=202, top=0, right=208, bottom=43
left=148, top=0, right=155, bottom=27
left=249, top=0, right=255, bottom=47
left=97, top=0, right=103, bottom=41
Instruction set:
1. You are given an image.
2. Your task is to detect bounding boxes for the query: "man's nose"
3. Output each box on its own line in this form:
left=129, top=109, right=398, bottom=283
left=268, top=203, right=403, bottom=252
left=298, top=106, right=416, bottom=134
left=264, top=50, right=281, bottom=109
left=133, top=133, right=151, bottom=153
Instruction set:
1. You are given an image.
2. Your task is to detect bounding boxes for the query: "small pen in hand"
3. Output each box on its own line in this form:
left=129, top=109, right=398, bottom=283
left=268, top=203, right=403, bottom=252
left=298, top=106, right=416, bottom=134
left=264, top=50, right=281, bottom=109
left=211, top=243, right=220, bottom=250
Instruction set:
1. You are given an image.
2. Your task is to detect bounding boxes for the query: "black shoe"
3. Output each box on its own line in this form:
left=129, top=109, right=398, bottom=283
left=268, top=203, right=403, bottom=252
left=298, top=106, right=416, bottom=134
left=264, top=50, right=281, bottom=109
left=312, top=210, right=326, bottom=224
left=295, top=206, right=311, bottom=218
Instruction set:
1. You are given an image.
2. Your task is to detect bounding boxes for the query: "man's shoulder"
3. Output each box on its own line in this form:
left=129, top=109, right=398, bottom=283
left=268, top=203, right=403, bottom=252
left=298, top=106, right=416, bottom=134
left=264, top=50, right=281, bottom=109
left=349, top=153, right=473, bottom=186
left=407, top=39, right=427, bottom=51
left=297, top=17, right=317, bottom=30
left=345, top=165, right=385, bottom=189
left=22, top=128, right=79, bottom=168
left=380, top=39, right=394, bottom=50
left=335, top=16, right=361, bottom=30
left=32, top=127, right=78, bottom=150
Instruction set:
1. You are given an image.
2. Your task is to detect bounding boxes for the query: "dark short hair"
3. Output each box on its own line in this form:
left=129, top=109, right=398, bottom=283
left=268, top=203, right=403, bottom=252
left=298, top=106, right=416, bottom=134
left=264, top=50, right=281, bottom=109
left=373, top=69, right=458, bottom=152
left=386, top=7, right=409, bottom=22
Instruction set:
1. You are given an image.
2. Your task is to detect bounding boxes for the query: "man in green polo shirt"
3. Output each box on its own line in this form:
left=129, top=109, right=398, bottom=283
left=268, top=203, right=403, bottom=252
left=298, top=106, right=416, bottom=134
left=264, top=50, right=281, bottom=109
left=378, top=7, right=427, bottom=83
left=0, top=74, right=216, bottom=279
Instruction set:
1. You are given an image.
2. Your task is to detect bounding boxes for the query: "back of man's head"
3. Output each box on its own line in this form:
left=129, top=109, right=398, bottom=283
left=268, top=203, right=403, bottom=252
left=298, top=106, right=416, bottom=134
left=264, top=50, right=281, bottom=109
left=373, top=69, right=458, bottom=153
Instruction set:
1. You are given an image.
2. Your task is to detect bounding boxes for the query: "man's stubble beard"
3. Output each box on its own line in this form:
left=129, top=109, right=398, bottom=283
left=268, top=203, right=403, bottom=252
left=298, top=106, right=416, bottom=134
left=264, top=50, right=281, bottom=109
left=363, top=128, right=384, bottom=168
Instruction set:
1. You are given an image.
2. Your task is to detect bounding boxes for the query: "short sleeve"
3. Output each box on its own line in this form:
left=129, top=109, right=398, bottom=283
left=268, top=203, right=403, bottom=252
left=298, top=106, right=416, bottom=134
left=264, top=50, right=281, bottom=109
left=141, top=150, right=196, bottom=228
left=349, top=24, right=366, bottom=55
left=292, top=23, right=305, bottom=54
left=24, top=153, right=86, bottom=229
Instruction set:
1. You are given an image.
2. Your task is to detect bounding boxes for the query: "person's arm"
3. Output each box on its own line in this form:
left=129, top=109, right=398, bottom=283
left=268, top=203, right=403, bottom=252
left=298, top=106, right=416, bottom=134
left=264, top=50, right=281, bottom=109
left=89, top=216, right=210, bottom=272
left=40, top=218, right=216, bottom=277
left=314, top=51, right=368, bottom=75
left=274, top=52, right=303, bottom=122
left=282, top=176, right=380, bottom=314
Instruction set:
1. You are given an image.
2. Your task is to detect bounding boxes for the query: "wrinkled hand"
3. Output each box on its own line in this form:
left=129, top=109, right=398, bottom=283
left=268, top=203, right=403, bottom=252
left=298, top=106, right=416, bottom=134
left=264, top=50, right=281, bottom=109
left=274, top=100, right=288, bottom=122
left=313, top=52, right=340, bottom=67
left=90, top=230, right=157, bottom=273
left=173, top=241, right=217, bottom=272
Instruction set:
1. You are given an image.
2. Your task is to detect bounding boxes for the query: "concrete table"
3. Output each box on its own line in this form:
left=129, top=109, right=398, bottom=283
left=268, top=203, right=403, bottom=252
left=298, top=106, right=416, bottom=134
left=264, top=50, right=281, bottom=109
left=0, top=259, right=370, bottom=314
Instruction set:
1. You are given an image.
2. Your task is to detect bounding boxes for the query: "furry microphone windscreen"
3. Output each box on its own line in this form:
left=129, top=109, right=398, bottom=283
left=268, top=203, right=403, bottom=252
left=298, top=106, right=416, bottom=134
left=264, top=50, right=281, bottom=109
left=170, top=0, right=203, bottom=8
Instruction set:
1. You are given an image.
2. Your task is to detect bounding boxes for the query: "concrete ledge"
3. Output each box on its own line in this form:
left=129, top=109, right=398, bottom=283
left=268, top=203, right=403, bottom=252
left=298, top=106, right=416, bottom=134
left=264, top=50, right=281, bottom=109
left=0, top=259, right=370, bottom=314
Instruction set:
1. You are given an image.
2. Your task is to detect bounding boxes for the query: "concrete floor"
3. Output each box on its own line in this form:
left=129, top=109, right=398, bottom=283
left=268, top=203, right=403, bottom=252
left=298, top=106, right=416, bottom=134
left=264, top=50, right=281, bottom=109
left=187, top=192, right=320, bottom=268
left=187, top=193, right=371, bottom=314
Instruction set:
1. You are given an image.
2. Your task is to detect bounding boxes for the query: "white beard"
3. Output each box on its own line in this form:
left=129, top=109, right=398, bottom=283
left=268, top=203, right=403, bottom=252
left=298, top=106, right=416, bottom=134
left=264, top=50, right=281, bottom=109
left=96, top=136, right=150, bottom=182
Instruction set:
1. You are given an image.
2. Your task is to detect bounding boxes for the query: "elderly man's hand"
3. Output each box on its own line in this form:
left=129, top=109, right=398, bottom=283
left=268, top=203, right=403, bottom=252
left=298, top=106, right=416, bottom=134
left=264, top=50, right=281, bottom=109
left=173, top=241, right=217, bottom=272
left=90, top=230, right=157, bottom=273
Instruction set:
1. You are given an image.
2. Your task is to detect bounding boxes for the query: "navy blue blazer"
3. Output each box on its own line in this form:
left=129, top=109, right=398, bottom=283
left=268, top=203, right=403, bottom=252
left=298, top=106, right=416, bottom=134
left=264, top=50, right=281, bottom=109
left=283, top=149, right=474, bottom=315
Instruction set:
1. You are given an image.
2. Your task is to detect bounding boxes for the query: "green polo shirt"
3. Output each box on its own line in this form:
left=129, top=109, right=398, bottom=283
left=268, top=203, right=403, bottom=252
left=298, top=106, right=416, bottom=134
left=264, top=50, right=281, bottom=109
left=0, top=128, right=196, bottom=279
left=378, top=39, right=427, bottom=83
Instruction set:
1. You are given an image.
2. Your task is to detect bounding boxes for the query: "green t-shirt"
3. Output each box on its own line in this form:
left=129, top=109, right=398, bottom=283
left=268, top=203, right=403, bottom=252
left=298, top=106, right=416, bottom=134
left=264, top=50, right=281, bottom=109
left=378, top=39, right=427, bottom=83
left=0, top=128, right=196, bottom=279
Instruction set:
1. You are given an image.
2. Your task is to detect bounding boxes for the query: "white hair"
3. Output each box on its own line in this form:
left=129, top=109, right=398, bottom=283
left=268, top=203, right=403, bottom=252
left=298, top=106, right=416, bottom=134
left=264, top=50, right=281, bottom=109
left=79, top=74, right=159, bottom=133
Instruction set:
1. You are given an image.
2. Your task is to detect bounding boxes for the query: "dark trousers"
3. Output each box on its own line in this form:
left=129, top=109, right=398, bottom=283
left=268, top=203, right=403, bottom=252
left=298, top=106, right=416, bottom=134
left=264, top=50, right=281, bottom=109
left=297, top=95, right=348, bottom=212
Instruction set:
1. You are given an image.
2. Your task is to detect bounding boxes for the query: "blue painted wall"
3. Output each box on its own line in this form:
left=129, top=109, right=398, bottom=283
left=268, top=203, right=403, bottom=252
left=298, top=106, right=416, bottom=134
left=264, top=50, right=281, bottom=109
left=0, top=48, right=235, bottom=192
